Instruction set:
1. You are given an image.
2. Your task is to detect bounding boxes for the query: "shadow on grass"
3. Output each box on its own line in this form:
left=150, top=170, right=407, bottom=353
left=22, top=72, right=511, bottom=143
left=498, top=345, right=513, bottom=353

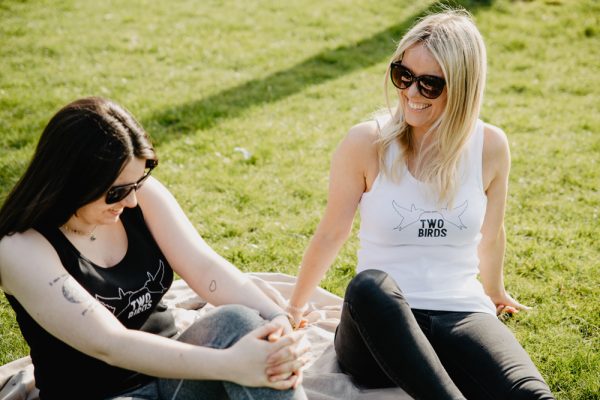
left=146, top=0, right=494, bottom=143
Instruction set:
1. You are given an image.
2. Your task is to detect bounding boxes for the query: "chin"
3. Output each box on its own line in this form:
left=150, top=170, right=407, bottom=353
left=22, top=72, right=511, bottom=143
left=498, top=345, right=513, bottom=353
left=403, top=110, right=428, bottom=126
left=405, top=117, right=432, bottom=131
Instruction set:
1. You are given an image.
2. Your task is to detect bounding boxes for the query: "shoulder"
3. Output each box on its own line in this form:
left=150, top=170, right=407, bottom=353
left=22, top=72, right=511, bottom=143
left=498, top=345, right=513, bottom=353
left=0, top=230, right=58, bottom=293
left=137, top=176, right=174, bottom=205
left=331, top=120, right=379, bottom=171
left=482, top=123, right=510, bottom=161
left=345, top=120, right=380, bottom=145
left=0, top=229, right=52, bottom=255
left=481, top=123, right=510, bottom=187
left=336, top=120, right=379, bottom=158
left=136, top=177, right=188, bottom=228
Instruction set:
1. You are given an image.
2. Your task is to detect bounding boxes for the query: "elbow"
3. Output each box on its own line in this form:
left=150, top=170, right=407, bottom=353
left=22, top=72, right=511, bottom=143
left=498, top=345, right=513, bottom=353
left=315, top=225, right=352, bottom=247
left=90, top=338, right=118, bottom=366
left=480, top=226, right=505, bottom=247
left=82, top=327, right=128, bottom=366
left=82, top=341, right=114, bottom=366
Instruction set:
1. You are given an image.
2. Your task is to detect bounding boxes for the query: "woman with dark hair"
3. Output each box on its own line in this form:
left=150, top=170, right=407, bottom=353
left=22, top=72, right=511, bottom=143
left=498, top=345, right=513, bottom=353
left=0, top=97, right=308, bottom=400
left=287, top=9, right=554, bottom=400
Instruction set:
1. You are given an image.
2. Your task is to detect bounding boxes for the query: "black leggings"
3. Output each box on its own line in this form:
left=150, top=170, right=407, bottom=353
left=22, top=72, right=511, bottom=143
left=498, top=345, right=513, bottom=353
left=334, top=269, right=555, bottom=400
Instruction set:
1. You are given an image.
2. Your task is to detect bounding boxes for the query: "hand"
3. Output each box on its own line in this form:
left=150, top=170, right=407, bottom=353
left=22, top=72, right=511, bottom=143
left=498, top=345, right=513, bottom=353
left=266, top=330, right=310, bottom=390
left=491, top=290, right=531, bottom=317
left=223, top=322, right=303, bottom=389
left=267, top=313, right=308, bottom=342
left=268, top=314, right=294, bottom=340
left=286, top=304, right=309, bottom=330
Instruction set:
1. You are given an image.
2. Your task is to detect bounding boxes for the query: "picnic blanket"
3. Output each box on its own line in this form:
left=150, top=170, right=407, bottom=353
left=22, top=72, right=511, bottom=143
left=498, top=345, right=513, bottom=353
left=0, top=272, right=411, bottom=400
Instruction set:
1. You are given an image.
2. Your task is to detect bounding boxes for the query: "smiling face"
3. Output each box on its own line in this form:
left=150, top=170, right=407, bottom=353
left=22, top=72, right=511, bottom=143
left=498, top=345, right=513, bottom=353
left=398, top=43, right=447, bottom=138
left=69, top=157, right=148, bottom=229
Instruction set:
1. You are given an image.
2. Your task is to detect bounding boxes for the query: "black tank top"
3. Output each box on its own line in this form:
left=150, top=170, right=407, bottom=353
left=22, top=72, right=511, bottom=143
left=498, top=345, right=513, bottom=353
left=6, top=206, right=177, bottom=399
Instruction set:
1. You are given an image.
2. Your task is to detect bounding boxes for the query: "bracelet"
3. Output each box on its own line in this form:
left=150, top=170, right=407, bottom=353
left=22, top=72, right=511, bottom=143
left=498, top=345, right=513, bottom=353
left=285, top=302, right=308, bottom=314
left=266, top=310, right=297, bottom=330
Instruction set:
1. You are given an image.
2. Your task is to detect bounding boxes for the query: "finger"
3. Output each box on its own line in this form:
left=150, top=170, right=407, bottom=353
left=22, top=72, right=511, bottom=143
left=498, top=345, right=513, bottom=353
left=272, top=335, right=310, bottom=363
left=293, top=370, right=303, bottom=389
left=250, top=322, right=279, bottom=340
left=270, top=315, right=293, bottom=332
left=267, top=326, right=284, bottom=342
left=513, top=302, right=531, bottom=311
left=268, top=371, right=293, bottom=382
left=496, top=304, right=505, bottom=316
left=267, top=344, right=298, bottom=366
left=281, top=324, right=293, bottom=336
left=504, top=292, right=531, bottom=311
left=267, top=358, right=307, bottom=376
left=267, top=333, right=307, bottom=364
left=266, top=331, right=304, bottom=359
left=267, top=374, right=297, bottom=391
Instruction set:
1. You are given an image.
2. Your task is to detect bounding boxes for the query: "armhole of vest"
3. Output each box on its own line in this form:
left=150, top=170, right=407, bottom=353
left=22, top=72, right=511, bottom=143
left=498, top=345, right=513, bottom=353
left=374, top=116, right=399, bottom=166
left=34, top=225, right=80, bottom=275
left=35, top=225, right=63, bottom=253
left=129, top=205, right=158, bottom=244
left=368, top=117, right=389, bottom=195
left=474, top=119, right=486, bottom=195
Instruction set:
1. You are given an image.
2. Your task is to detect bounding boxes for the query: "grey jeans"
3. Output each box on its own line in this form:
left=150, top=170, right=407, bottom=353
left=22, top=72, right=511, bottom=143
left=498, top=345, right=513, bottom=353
left=108, top=304, right=306, bottom=400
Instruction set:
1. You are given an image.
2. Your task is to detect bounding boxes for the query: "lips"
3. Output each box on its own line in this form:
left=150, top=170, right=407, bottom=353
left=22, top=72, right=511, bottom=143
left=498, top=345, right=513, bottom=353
left=108, top=208, right=123, bottom=216
left=407, top=101, right=431, bottom=110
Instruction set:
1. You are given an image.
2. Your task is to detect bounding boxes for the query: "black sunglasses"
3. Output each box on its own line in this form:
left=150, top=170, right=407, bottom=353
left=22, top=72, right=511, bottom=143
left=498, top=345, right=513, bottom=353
left=390, top=62, right=446, bottom=99
left=105, top=159, right=158, bottom=204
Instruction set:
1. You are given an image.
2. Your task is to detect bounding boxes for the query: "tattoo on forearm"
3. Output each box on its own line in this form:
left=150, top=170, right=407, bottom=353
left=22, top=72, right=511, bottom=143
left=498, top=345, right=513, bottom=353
left=49, top=274, right=98, bottom=316
left=209, top=280, right=217, bottom=292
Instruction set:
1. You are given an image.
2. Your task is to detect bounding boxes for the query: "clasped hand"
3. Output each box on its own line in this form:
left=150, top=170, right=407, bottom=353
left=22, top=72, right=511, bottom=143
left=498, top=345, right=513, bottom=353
left=225, top=320, right=309, bottom=390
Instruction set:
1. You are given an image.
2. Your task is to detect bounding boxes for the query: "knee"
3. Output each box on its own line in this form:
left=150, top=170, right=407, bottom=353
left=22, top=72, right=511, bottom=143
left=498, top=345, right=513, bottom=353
left=510, top=378, right=555, bottom=400
left=345, top=269, right=404, bottom=308
left=210, top=304, right=264, bottom=334
left=178, top=304, right=263, bottom=347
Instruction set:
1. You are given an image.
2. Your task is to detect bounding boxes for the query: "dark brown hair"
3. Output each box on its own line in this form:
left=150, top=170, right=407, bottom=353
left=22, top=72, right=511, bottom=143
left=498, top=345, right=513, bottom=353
left=0, top=97, right=156, bottom=237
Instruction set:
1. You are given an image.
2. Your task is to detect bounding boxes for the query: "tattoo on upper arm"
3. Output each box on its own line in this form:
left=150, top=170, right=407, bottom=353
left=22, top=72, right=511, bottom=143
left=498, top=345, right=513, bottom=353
left=48, top=274, right=67, bottom=287
left=49, top=274, right=98, bottom=316
left=62, top=278, right=87, bottom=304
left=209, top=280, right=217, bottom=292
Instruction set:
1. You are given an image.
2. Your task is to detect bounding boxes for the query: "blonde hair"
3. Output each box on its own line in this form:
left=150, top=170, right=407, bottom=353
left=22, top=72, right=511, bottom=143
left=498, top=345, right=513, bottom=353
left=377, top=9, right=486, bottom=206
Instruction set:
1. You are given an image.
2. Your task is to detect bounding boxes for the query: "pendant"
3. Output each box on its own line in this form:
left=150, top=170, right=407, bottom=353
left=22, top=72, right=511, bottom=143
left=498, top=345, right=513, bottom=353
left=90, top=234, right=97, bottom=241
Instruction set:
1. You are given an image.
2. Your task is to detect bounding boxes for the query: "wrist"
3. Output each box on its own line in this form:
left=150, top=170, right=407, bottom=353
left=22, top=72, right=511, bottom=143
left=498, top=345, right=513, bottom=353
left=483, top=283, right=505, bottom=297
left=210, top=347, right=236, bottom=382
left=285, top=302, right=308, bottom=315
left=265, top=310, right=297, bottom=330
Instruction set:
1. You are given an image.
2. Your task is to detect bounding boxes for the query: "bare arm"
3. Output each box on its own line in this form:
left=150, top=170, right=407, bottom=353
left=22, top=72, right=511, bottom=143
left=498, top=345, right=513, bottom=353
left=287, top=122, right=379, bottom=321
left=137, top=177, right=287, bottom=323
left=478, top=124, right=529, bottom=314
left=0, top=231, right=295, bottom=388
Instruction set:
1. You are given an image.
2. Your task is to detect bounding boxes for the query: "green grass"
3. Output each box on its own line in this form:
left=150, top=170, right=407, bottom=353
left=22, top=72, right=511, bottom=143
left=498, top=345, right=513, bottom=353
left=1, top=0, right=598, bottom=398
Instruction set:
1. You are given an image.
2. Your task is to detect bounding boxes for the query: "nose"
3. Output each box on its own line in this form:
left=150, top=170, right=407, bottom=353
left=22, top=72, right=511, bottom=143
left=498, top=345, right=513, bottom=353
left=405, top=81, right=421, bottom=99
left=120, top=189, right=138, bottom=208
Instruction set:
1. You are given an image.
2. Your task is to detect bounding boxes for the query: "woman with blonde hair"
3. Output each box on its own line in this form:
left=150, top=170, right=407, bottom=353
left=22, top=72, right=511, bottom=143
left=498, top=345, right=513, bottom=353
left=287, top=9, right=554, bottom=399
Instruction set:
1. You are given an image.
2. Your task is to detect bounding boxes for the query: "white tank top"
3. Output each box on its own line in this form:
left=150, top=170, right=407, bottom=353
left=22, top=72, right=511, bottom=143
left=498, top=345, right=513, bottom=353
left=357, top=119, right=496, bottom=315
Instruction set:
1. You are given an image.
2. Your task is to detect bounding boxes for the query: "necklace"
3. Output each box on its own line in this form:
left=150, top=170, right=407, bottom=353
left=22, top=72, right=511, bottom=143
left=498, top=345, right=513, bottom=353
left=62, top=224, right=98, bottom=241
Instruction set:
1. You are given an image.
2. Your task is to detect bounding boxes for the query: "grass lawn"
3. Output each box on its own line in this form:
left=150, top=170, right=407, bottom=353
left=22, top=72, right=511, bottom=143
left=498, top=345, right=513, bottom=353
left=0, top=0, right=598, bottom=398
